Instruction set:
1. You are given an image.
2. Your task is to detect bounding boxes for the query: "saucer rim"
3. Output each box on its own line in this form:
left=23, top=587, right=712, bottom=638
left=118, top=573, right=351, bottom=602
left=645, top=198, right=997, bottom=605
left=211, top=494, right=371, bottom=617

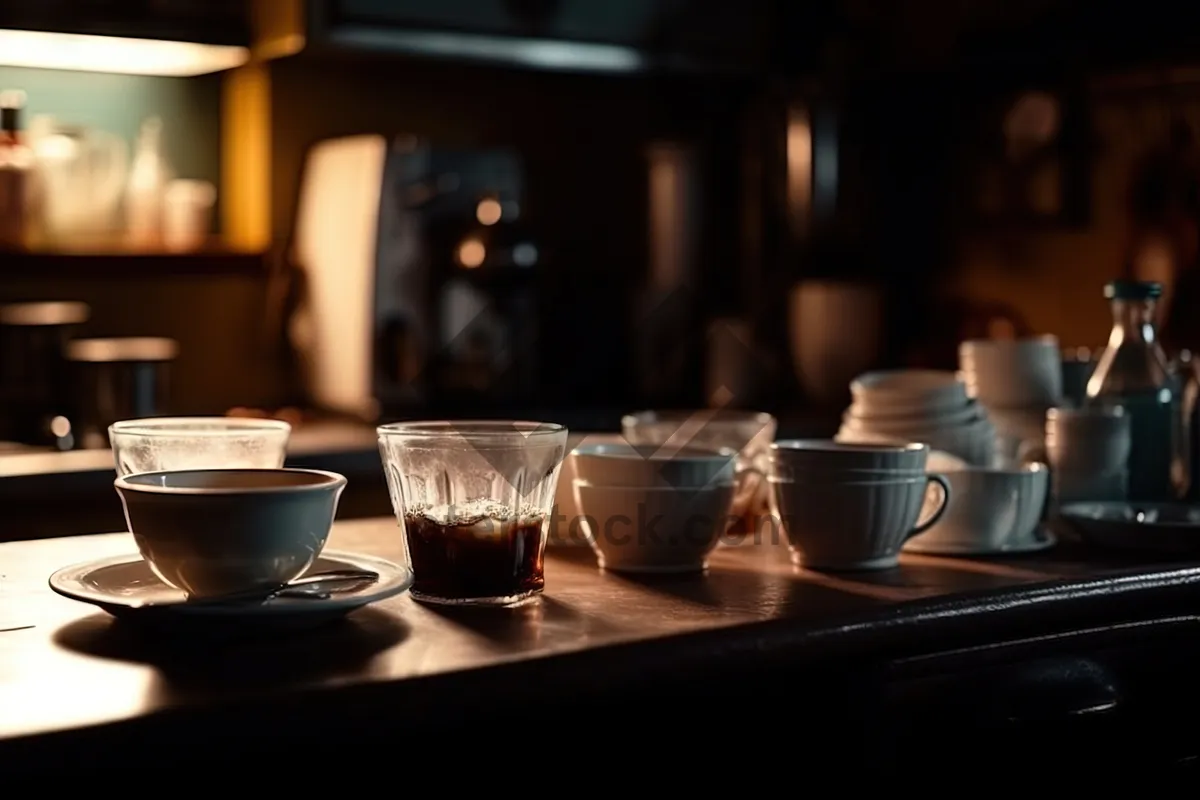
left=48, top=550, right=413, bottom=617
left=901, top=527, right=1058, bottom=557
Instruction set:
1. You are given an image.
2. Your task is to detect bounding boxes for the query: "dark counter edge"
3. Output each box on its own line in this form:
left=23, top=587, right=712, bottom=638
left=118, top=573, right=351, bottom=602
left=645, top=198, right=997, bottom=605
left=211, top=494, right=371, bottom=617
left=5, top=561, right=1200, bottom=764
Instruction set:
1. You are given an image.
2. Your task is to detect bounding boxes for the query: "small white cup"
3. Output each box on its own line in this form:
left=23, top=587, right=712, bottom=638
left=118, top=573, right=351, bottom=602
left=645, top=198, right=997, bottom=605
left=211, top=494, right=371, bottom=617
left=905, top=464, right=1049, bottom=553
left=1045, top=406, right=1131, bottom=472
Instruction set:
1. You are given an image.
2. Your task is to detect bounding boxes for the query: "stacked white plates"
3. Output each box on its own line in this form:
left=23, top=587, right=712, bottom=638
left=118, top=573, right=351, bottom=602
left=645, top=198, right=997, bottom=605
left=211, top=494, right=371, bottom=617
left=836, top=370, right=996, bottom=466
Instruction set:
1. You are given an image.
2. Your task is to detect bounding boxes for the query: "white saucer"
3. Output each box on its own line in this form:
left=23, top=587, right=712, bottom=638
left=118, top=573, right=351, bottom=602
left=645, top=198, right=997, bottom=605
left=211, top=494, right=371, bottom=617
left=49, top=550, right=413, bottom=631
left=903, top=527, right=1058, bottom=557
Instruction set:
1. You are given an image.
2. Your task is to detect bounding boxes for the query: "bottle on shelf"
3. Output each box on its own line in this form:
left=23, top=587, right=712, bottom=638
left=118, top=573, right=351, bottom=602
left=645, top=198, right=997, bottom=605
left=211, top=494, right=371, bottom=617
left=125, top=116, right=172, bottom=250
left=0, top=89, right=34, bottom=250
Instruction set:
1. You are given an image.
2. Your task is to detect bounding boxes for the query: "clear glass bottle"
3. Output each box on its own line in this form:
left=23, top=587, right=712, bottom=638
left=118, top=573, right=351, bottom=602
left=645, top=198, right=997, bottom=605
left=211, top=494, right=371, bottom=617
left=1086, top=279, right=1181, bottom=501
left=0, top=89, right=34, bottom=250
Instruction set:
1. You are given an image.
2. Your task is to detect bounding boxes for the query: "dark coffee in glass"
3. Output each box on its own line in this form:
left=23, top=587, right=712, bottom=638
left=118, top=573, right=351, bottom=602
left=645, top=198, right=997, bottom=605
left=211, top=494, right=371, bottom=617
left=404, top=507, right=546, bottom=603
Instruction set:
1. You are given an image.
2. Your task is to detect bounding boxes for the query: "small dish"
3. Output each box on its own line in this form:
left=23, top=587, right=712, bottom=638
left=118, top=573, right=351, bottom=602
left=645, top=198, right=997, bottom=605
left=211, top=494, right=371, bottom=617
left=1059, top=502, right=1200, bottom=555
left=49, top=550, right=412, bottom=632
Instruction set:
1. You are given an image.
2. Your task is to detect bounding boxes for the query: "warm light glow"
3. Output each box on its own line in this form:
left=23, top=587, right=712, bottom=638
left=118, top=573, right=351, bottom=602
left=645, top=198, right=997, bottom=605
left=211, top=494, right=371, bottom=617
left=458, top=238, right=486, bottom=268
left=222, top=63, right=272, bottom=251
left=787, top=109, right=813, bottom=235
left=476, top=198, right=502, bottom=226
left=647, top=144, right=693, bottom=290
left=49, top=416, right=72, bottom=439
left=0, top=29, right=249, bottom=76
left=292, top=135, right=388, bottom=420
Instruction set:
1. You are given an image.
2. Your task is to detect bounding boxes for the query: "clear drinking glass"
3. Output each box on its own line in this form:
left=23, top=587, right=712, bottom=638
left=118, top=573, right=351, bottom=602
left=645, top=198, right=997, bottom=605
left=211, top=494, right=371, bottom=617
left=621, top=410, right=777, bottom=535
left=109, top=417, right=292, bottom=476
left=377, top=420, right=568, bottom=607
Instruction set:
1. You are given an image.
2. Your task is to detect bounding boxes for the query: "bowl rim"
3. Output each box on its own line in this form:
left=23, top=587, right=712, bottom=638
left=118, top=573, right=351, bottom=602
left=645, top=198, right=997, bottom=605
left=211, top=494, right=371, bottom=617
left=573, top=478, right=737, bottom=492
left=110, top=417, right=292, bottom=437
left=115, top=468, right=346, bottom=495
left=621, top=409, right=777, bottom=428
left=572, top=442, right=739, bottom=461
left=772, top=438, right=928, bottom=455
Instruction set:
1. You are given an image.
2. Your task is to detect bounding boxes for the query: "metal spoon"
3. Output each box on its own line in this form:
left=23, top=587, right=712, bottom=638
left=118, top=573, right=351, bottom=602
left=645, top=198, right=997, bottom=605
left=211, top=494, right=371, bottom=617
left=178, top=569, right=380, bottom=608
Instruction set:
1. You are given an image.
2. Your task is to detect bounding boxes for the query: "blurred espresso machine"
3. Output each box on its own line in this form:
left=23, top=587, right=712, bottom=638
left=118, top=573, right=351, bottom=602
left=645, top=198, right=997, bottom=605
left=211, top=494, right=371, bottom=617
left=289, top=135, right=542, bottom=420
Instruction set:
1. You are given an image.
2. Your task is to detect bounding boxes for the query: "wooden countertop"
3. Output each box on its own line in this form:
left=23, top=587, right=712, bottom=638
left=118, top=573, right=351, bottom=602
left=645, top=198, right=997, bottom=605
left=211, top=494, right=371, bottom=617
left=3, top=517, right=1200, bottom=767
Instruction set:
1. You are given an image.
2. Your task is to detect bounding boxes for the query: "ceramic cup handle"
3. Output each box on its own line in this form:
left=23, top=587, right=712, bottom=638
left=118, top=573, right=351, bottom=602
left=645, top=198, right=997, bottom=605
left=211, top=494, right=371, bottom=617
left=907, top=473, right=952, bottom=539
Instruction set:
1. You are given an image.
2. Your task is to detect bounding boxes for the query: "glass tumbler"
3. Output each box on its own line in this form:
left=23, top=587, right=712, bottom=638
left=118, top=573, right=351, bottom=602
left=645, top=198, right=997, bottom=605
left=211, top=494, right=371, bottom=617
left=378, top=420, right=569, bottom=607
left=109, top=417, right=291, bottom=476
left=622, top=410, right=777, bottom=536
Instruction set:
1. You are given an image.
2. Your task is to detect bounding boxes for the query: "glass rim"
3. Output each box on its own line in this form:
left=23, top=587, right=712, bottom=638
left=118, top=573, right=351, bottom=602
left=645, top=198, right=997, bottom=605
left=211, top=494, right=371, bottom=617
left=109, top=417, right=292, bottom=437
left=377, top=420, right=567, bottom=440
left=622, top=409, right=776, bottom=426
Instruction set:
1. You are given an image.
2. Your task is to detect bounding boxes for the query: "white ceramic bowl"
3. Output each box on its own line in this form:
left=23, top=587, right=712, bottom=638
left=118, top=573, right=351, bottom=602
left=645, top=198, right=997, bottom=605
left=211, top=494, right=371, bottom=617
left=573, top=480, right=735, bottom=573
left=114, top=468, right=346, bottom=598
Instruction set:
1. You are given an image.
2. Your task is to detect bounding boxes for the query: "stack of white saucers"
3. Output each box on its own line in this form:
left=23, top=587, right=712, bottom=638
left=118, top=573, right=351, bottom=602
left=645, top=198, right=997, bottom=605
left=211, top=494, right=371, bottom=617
left=835, top=370, right=996, bottom=466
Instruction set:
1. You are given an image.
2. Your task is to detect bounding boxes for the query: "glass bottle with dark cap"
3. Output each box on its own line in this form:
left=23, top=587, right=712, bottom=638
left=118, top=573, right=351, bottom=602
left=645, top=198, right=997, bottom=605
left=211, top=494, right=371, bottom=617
left=1086, top=280, right=1182, bottom=501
